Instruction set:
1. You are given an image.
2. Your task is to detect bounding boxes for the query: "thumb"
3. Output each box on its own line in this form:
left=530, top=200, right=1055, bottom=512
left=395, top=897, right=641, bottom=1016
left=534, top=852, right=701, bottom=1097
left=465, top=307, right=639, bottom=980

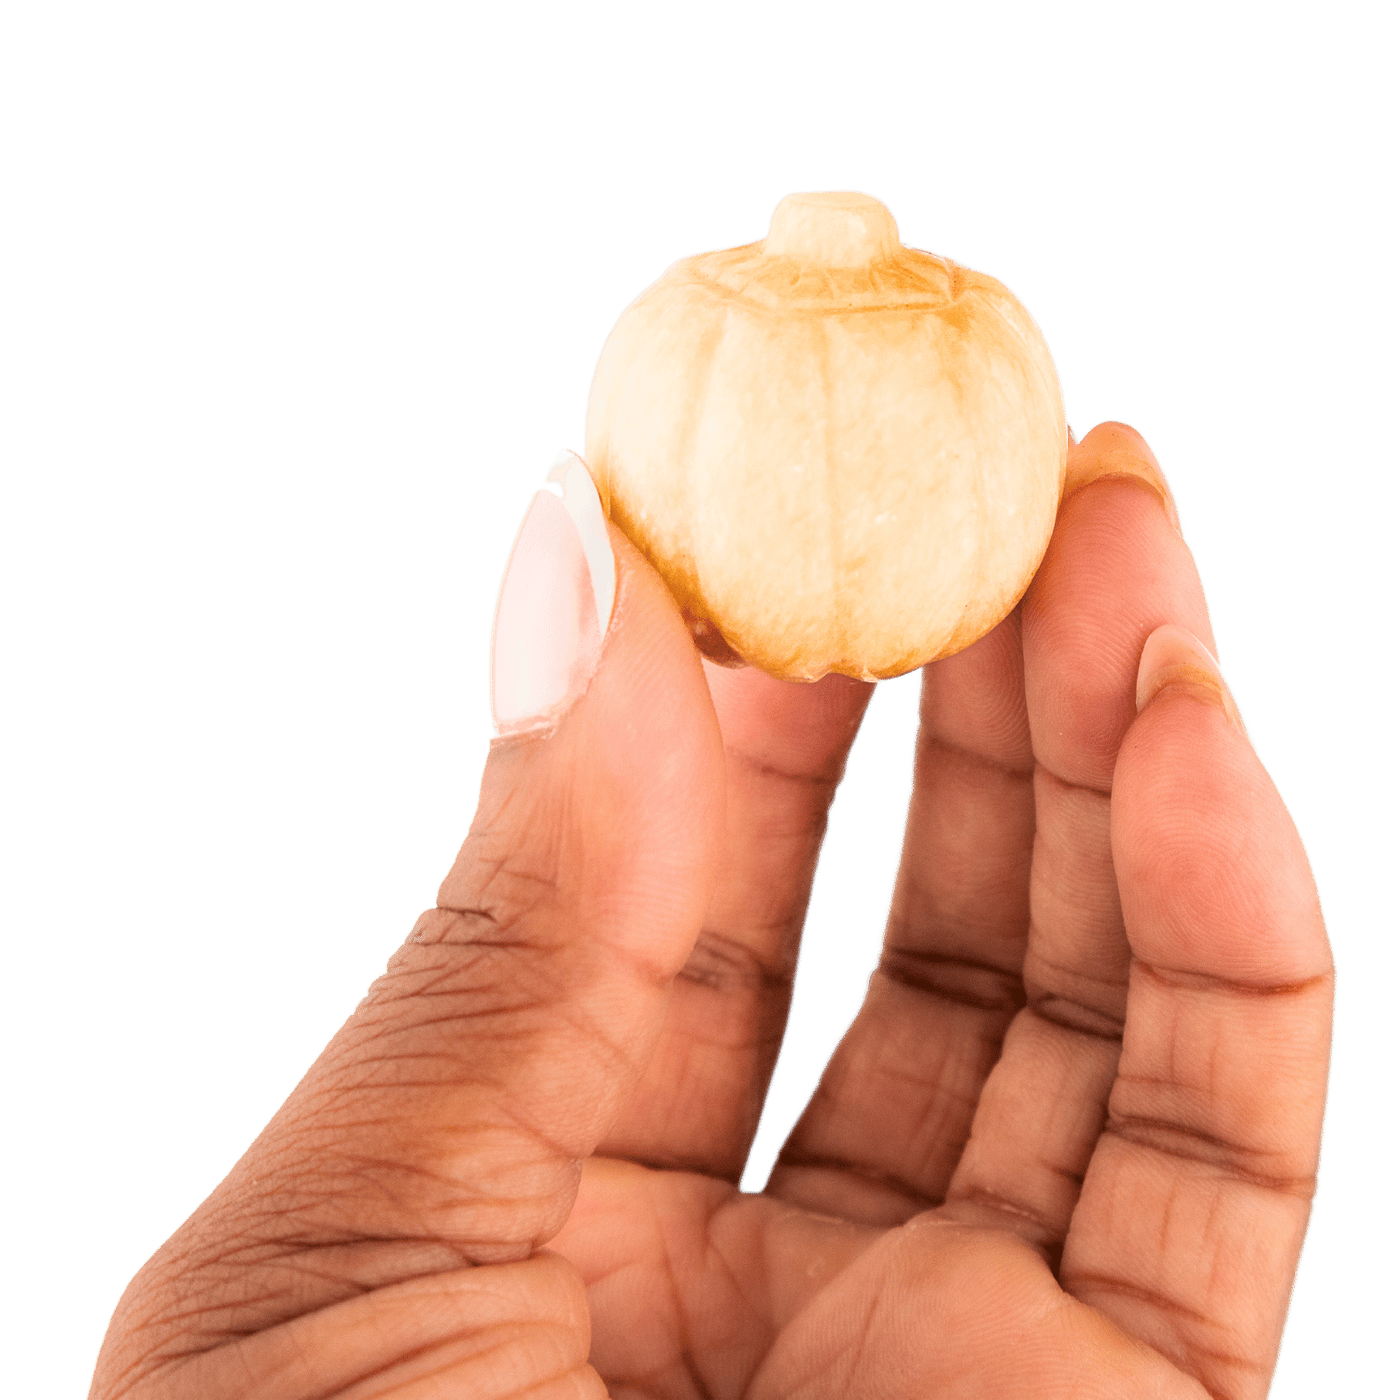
left=91, top=456, right=727, bottom=1398
left=152, top=457, right=720, bottom=1301
left=294, top=455, right=724, bottom=1259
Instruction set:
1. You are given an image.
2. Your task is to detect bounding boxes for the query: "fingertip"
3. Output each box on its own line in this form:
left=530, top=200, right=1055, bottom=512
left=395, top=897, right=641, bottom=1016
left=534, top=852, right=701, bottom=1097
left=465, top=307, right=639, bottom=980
left=1135, top=623, right=1245, bottom=736
left=551, top=451, right=616, bottom=637
left=1024, top=477, right=1211, bottom=788
left=491, top=453, right=619, bottom=740
left=1063, top=422, right=1180, bottom=534
left=479, top=503, right=727, bottom=930
left=1114, top=628, right=1328, bottom=988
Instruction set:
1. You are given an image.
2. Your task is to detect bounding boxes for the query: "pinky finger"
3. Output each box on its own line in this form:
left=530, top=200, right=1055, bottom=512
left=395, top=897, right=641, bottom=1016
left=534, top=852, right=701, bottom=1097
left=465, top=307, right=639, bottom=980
left=1061, top=625, right=1334, bottom=1400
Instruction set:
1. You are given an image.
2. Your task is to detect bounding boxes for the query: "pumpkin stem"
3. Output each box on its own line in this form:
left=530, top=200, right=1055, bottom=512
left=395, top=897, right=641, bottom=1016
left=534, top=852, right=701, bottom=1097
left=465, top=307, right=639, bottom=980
left=763, top=192, right=900, bottom=267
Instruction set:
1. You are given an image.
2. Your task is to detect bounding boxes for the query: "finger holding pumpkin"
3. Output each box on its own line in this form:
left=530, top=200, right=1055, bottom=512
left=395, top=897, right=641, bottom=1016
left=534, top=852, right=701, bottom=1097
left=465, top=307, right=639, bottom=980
left=597, top=661, right=873, bottom=1182
left=764, top=432, right=1204, bottom=1229
left=931, top=432, right=1211, bottom=1261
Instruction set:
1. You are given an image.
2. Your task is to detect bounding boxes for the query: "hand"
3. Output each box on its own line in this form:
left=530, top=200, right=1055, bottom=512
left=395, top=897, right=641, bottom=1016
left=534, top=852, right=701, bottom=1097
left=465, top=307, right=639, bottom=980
left=92, top=424, right=1332, bottom=1400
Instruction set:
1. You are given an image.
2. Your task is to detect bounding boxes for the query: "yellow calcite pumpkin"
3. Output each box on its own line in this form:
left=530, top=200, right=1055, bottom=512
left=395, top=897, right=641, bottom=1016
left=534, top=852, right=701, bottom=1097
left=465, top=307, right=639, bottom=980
left=584, top=192, right=1067, bottom=681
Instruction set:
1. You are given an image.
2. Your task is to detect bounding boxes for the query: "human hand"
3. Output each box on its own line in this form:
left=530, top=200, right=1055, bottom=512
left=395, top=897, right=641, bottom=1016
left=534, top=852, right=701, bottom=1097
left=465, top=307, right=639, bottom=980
left=92, top=424, right=1332, bottom=1399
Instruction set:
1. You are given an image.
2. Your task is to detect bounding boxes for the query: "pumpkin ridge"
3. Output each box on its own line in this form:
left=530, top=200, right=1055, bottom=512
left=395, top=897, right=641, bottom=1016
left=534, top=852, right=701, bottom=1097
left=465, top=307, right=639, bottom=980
left=818, top=314, right=840, bottom=675
left=674, top=308, right=731, bottom=625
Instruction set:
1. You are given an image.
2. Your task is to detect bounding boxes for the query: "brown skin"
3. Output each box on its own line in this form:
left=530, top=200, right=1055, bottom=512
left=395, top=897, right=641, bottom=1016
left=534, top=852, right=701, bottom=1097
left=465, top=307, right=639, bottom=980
left=92, top=425, right=1332, bottom=1400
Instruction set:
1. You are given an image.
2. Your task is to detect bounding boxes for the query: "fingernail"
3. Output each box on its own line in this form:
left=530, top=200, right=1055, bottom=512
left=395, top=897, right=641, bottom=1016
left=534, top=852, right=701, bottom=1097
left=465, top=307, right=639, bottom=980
left=491, top=452, right=616, bottom=736
left=1062, top=423, right=1181, bottom=533
left=1135, top=624, right=1245, bottom=734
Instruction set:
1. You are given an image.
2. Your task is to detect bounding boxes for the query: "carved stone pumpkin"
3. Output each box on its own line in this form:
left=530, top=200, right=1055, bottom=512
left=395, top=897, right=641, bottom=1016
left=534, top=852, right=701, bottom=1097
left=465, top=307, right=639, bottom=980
left=584, top=192, right=1066, bottom=681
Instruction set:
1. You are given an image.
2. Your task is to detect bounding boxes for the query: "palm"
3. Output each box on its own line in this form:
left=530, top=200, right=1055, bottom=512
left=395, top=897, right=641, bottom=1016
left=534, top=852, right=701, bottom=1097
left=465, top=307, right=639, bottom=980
left=565, top=1168, right=1149, bottom=1397
left=553, top=435, right=1327, bottom=1397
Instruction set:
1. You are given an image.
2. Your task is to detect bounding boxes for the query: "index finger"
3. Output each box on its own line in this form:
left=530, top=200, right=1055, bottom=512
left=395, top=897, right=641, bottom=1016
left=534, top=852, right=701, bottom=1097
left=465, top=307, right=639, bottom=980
left=599, top=661, right=873, bottom=1181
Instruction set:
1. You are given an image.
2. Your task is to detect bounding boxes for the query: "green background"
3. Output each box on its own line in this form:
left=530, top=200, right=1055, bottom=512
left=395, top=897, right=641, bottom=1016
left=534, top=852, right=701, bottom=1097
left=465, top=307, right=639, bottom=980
left=2, top=2, right=1388, bottom=1388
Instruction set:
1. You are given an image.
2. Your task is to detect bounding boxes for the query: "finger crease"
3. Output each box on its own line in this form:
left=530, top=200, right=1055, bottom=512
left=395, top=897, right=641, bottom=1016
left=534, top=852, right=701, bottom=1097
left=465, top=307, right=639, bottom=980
left=1037, top=1158, right=1086, bottom=1187
left=947, top=1184, right=1059, bottom=1237
left=679, top=929, right=795, bottom=994
left=774, top=1150, right=938, bottom=1210
left=1033, top=760, right=1111, bottom=799
left=1133, top=957, right=1333, bottom=999
left=1061, top=1269, right=1217, bottom=1327
left=604, top=1150, right=734, bottom=1181
left=1026, top=993, right=1124, bottom=1042
left=878, top=947, right=1026, bottom=1013
left=915, top=730, right=1034, bottom=781
left=1103, top=1115, right=1318, bottom=1197
left=728, top=747, right=845, bottom=790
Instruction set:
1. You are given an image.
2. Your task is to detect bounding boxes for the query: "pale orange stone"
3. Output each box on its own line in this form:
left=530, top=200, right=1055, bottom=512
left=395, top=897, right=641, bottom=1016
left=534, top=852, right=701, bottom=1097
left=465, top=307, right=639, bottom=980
left=585, top=192, right=1066, bottom=681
